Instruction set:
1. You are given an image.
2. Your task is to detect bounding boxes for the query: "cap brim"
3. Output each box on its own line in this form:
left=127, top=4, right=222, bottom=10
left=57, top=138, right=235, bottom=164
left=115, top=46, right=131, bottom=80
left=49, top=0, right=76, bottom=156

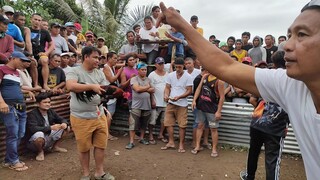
left=21, top=58, right=31, bottom=62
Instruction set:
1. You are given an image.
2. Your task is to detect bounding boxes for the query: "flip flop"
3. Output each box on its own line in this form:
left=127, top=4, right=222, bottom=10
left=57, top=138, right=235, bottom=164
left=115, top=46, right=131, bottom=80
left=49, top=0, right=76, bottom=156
left=178, top=148, right=186, bottom=153
left=157, top=136, right=168, bottom=143
left=108, top=135, right=118, bottom=141
left=149, top=139, right=157, bottom=145
left=161, top=145, right=176, bottom=150
left=8, top=162, right=28, bottom=172
left=191, top=149, right=199, bottom=155
left=211, top=152, right=219, bottom=157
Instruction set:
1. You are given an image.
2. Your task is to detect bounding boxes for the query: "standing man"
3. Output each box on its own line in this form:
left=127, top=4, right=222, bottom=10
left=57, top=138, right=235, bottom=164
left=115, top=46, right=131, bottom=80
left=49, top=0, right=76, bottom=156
left=66, top=46, right=114, bottom=180
left=0, top=51, right=31, bottom=171
left=118, top=31, right=146, bottom=60
left=241, top=32, right=253, bottom=51
left=191, top=73, right=225, bottom=157
left=264, top=35, right=278, bottom=65
left=148, top=57, right=169, bottom=143
left=157, top=2, right=320, bottom=179
left=248, top=36, right=267, bottom=65
left=30, top=13, right=55, bottom=90
left=0, top=14, right=13, bottom=64
left=161, top=57, right=193, bottom=153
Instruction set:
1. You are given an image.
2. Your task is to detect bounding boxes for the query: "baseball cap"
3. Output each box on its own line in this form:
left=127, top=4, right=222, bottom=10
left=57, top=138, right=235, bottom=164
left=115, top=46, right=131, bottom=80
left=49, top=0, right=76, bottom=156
left=60, top=52, right=71, bottom=57
left=85, top=31, right=94, bottom=37
left=301, top=0, right=320, bottom=12
left=155, top=57, right=164, bottom=64
left=213, top=39, right=220, bottom=44
left=50, top=22, right=61, bottom=28
left=97, top=37, right=105, bottom=41
left=190, top=15, right=198, bottom=21
left=219, top=41, right=227, bottom=48
left=64, top=22, right=74, bottom=27
left=74, top=23, right=82, bottom=32
left=2, top=5, right=14, bottom=13
left=242, top=57, right=252, bottom=63
left=0, top=14, right=10, bottom=24
left=11, top=51, right=30, bottom=62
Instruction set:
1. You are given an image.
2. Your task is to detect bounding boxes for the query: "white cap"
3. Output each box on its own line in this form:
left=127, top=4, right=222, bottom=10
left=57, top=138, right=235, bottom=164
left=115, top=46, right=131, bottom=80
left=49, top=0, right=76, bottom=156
left=2, top=5, right=14, bottom=13
left=60, top=52, right=71, bottom=57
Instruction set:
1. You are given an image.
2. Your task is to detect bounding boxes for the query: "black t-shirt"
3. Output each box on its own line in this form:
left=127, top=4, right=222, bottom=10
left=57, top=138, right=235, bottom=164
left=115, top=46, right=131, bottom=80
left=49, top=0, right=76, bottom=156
left=264, top=45, right=278, bottom=64
left=30, top=28, right=52, bottom=58
left=196, top=76, right=219, bottom=113
left=251, top=99, right=289, bottom=137
left=227, top=46, right=234, bottom=53
left=242, top=44, right=253, bottom=51
left=38, top=67, right=65, bottom=88
left=193, top=74, right=202, bottom=95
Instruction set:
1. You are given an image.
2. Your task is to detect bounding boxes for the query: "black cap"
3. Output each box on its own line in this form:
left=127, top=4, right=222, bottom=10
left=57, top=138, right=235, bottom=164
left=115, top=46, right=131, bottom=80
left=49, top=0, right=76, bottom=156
left=0, top=15, right=10, bottom=25
left=190, top=15, right=198, bottom=21
left=50, top=22, right=61, bottom=28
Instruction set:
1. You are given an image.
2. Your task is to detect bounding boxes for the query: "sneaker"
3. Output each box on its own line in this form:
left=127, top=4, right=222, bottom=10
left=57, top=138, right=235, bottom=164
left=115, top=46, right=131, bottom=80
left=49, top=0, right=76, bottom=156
left=239, top=170, right=248, bottom=180
left=139, top=139, right=149, bottom=145
left=94, top=172, right=115, bottom=180
left=125, top=143, right=135, bottom=149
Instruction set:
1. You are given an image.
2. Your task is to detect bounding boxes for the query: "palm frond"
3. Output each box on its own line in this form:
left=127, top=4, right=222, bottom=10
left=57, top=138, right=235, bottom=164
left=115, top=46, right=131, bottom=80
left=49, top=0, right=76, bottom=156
left=125, top=4, right=154, bottom=31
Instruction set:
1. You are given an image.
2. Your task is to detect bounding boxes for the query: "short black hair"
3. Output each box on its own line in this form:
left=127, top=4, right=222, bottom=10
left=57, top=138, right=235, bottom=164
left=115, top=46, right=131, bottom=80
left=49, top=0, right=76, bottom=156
left=36, top=92, right=52, bottom=103
left=242, top=31, right=251, bottom=38
left=227, top=36, right=235, bottom=42
left=81, top=46, right=101, bottom=61
left=144, top=16, right=153, bottom=22
left=13, top=12, right=25, bottom=21
left=132, top=24, right=140, bottom=31
left=175, top=57, right=185, bottom=65
left=125, top=54, right=136, bottom=63
left=31, top=13, right=41, bottom=18
left=278, top=35, right=287, bottom=41
left=107, top=51, right=117, bottom=60
left=272, top=51, right=286, bottom=69
left=209, top=35, right=216, bottom=39
left=152, top=6, right=160, bottom=12
left=230, top=55, right=238, bottom=61
left=126, top=30, right=135, bottom=37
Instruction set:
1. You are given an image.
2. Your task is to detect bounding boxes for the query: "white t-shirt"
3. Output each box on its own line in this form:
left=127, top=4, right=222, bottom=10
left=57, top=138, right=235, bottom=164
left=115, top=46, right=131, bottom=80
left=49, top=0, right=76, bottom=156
left=255, top=68, right=320, bottom=180
left=148, top=71, right=168, bottom=107
left=166, top=71, right=193, bottom=107
left=103, top=64, right=117, bottom=105
left=68, top=34, right=77, bottom=45
left=185, top=68, right=201, bottom=81
left=62, top=66, right=73, bottom=75
left=139, top=26, right=159, bottom=53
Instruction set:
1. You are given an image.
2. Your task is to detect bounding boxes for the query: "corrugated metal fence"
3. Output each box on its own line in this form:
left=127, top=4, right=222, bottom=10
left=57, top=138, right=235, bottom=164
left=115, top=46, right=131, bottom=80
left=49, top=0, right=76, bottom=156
left=0, top=95, right=300, bottom=160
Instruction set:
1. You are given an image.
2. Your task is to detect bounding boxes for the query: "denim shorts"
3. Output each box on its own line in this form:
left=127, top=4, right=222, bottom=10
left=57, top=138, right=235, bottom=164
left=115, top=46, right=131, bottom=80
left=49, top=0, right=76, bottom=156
left=196, top=109, right=219, bottom=129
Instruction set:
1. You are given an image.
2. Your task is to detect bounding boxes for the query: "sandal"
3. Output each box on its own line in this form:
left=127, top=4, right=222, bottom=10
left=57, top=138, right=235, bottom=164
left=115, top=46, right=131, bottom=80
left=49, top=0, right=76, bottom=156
left=80, top=175, right=91, bottom=180
left=9, top=162, right=28, bottom=172
left=108, top=135, right=118, bottom=141
left=202, top=143, right=212, bottom=150
left=178, top=148, right=186, bottom=153
left=191, top=149, right=199, bottom=155
left=158, top=136, right=168, bottom=143
left=160, top=145, right=176, bottom=150
left=211, top=152, right=219, bottom=157
left=149, top=139, right=157, bottom=145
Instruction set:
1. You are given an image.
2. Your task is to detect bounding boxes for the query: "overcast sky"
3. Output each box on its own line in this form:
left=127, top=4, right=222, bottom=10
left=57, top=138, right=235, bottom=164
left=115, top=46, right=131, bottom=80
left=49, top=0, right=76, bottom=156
left=125, top=0, right=310, bottom=44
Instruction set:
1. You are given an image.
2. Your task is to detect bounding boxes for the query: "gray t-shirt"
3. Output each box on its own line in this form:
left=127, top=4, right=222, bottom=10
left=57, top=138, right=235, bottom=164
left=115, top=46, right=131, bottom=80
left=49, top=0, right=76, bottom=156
left=119, top=43, right=138, bottom=55
left=130, top=76, right=151, bottom=110
left=51, top=35, right=69, bottom=54
left=66, top=66, right=108, bottom=119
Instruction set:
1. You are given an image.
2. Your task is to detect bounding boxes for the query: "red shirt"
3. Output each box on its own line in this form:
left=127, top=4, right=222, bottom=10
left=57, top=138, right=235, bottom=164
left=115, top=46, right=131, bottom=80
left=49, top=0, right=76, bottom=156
left=0, top=35, right=14, bottom=64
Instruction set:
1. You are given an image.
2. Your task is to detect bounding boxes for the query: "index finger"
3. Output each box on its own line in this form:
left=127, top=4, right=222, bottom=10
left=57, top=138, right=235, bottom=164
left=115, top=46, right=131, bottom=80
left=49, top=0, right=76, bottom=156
left=156, top=2, right=168, bottom=28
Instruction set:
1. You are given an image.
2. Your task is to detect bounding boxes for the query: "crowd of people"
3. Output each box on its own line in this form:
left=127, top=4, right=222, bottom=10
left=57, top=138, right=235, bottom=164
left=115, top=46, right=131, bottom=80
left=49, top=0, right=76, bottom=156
left=0, top=1, right=318, bottom=180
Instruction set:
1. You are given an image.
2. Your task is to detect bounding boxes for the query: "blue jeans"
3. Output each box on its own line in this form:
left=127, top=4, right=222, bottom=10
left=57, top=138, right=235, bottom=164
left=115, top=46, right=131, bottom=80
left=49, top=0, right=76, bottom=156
left=0, top=106, right=27, bottom=165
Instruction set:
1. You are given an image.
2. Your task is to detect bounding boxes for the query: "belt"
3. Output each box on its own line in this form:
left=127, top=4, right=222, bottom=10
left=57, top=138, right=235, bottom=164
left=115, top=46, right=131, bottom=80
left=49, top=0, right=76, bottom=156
left=8, top=102, right=27, bottom=111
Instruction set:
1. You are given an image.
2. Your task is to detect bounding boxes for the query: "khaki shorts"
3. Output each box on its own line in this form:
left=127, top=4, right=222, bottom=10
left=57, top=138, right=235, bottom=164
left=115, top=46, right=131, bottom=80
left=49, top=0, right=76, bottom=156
left=164, top=103, right=188, bottom=128
left=70, top=115, right=108, bottom=152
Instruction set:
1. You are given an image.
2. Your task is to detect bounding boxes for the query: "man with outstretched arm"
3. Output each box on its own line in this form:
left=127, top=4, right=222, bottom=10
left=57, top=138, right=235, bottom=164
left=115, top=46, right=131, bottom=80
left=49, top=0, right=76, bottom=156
left=157, top=1, right=320, bottom=179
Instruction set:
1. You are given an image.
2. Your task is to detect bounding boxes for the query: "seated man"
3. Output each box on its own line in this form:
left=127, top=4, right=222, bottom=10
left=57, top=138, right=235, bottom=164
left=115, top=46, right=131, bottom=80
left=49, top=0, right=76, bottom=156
left=26, top=92, right=69, bottom=161
left=39, top=54, right=66, bottom=94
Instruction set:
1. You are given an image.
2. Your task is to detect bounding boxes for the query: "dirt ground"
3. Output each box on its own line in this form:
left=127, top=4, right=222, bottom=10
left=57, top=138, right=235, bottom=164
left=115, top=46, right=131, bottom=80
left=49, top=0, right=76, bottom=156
left=0, top=132, right=306, bottom=180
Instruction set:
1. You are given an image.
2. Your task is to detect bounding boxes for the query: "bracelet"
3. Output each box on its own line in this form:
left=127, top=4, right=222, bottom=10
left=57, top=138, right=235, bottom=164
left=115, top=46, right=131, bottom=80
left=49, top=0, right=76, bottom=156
left=40, top=55, right=48, bottom=59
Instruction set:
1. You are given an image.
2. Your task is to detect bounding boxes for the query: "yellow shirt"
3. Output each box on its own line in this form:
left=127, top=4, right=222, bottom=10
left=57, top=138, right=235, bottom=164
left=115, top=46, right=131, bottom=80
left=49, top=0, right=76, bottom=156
left=230, top=50, right=247, bottom=62
left=196, top=27, right=203, bottom=36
